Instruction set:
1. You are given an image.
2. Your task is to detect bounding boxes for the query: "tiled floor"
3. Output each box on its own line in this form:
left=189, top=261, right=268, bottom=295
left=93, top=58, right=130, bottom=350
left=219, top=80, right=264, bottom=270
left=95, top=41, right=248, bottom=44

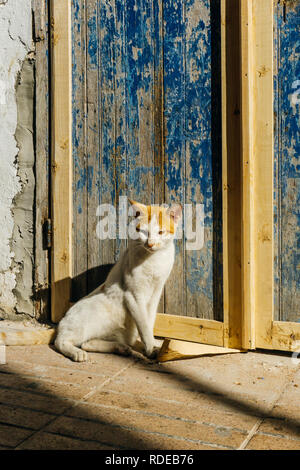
left=0, top=345, right=299, bottom=450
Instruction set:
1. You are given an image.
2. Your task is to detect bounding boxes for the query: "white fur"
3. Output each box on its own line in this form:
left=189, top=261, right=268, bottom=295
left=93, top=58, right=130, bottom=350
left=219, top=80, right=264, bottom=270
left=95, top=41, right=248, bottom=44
left=55, top=212, right=179, bottom=362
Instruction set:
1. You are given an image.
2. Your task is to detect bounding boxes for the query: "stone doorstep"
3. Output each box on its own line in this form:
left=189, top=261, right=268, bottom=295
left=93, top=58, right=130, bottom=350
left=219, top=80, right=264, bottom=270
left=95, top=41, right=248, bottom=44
left=0, top=321, right=56, bottom=346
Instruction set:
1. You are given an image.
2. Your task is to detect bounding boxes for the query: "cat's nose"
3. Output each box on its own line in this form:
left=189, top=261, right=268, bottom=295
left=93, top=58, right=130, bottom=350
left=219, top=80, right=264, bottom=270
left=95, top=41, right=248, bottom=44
left=147, top=242, right=154, bottom=248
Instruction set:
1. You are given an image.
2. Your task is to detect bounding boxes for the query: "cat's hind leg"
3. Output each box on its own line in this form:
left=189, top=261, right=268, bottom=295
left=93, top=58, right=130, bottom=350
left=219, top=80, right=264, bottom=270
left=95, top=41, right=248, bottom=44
left=81, top=339, right=131, bottom=356
left=55, top=337, right=88, bottom=362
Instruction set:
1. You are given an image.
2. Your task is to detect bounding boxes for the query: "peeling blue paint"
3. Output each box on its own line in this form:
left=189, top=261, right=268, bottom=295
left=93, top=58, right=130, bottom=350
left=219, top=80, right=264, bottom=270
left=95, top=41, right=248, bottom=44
left=274, top=3, right=300, bottom=322
left=71, top=0, right=222, bottom=319
left=87, top=15, right=97, bottom=66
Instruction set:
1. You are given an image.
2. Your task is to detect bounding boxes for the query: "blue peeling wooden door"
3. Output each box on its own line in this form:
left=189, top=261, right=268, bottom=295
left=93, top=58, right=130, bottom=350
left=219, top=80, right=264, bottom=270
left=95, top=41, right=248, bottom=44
left=274, top=1, right=300, bottom=323
left=71, top=0, right=223, bottom=320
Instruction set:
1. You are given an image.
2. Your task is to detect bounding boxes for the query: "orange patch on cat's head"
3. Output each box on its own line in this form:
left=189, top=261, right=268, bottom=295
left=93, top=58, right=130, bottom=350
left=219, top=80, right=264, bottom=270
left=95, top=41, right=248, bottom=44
left=128, top=199, right=182, bottom=234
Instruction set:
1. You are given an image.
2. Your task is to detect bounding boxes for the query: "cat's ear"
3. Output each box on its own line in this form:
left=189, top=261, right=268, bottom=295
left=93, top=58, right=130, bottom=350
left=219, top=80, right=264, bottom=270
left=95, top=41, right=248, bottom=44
left=128, top=199, right=147, bottom=218
left=167, top=203, right=182, bottom=224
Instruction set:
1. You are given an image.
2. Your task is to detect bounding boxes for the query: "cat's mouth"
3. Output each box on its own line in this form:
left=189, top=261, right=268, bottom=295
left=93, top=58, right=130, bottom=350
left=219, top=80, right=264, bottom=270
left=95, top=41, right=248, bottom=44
left=143, top=244, right=156, bottom=253
left=135, top=240, right=158, bottom=253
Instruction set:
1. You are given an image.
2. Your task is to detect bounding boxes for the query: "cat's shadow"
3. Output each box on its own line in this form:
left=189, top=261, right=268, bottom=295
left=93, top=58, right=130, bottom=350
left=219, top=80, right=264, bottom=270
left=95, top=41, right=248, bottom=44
left=71, top=264, right=115, bottom=302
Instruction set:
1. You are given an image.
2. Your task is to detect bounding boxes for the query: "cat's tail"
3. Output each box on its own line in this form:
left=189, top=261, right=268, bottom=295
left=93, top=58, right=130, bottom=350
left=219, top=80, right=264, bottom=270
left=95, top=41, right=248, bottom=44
left=0, top=323, right=56, bottom=346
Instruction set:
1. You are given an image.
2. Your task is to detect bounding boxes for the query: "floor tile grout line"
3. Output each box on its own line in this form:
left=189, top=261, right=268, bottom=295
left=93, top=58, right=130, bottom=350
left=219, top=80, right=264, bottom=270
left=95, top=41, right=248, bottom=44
left=40, top=429, right=124, bottom=450
left=257, top=429, right=300, bottom=442
left=0, top=419, right=38, bottom=432
left=0, top=399, right=61, bottom=417
left=1, top=358, right=122, bottom=377
left=44, top=425, right=234, bottom=451
left=64, top=399, right=252, bottom=434
left=13, top=360, right=136, bottom=450
left=0, top=373, right=109, bottom=390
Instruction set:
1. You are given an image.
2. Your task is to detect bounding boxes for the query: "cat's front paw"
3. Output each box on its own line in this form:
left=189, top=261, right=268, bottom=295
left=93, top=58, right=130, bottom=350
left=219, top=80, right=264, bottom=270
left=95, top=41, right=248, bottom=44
left=115, top=344, right=131, bottom=356
left=72, top=350, right=88, bottom=362
left=145, top=345, right=160, bottom=361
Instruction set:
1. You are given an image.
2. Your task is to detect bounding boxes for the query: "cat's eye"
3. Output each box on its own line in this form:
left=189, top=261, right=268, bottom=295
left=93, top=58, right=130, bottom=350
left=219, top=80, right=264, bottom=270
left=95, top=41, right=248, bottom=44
left=136, top=227, right=140, bottom=232
left=159, top=230, right=164, bottom=235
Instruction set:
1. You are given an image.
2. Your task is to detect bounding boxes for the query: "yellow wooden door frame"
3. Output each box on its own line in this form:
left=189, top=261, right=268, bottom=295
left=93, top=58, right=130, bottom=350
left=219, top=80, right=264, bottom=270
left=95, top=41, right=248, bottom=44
left=50, top=0, right=300, bottom=353
left=241, top=0, right=300, bottom=353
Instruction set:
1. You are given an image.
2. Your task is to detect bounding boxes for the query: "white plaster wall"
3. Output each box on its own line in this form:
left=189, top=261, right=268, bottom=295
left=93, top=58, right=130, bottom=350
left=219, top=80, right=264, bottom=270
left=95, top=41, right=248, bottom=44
left=0, top=0, right=33, bottom=315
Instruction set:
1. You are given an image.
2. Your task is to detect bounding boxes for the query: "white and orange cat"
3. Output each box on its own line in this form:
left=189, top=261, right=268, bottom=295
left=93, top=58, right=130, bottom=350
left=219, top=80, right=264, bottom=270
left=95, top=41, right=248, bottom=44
left=55, top=199, right=182, bottom=362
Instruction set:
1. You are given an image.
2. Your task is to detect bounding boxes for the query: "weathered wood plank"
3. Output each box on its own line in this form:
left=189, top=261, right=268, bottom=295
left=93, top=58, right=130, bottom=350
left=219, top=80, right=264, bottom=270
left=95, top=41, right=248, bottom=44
left=99, top=0, right=117, bottom=268
left=153, top=0, right=164, bottom=207
left=162, top=0, right=222, bottom=320
left=163, top=0, right=185, bottom=317
left=113, top=0, right=128, bottom=260
left=86, top=0, right=102, bottom=294
left=33, top=0, right=50, bottom=321
left=184, top=0, right=215, bottom=319
left=152, top=0, right=165, bottom=313
left=125, top=0, right=155, bottom=204
left=70, top=0, right=223, bottom=329
left=273, top=1, right=300, bottom=323
left=154, top=313, right=224, bottom=346
left=72, top=0, right=88, bottom=301
left=271, top=322, right=300, bottom=352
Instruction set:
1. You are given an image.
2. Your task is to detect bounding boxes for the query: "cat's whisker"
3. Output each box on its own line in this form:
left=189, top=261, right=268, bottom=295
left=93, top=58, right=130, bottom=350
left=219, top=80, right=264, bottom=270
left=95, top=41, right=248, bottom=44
left=142, top=245, right=154, bottom=254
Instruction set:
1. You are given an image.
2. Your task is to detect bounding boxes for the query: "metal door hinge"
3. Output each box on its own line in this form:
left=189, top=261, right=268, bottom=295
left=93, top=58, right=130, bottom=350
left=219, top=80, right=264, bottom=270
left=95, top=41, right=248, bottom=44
left=43, top=219, right=52, bottom=250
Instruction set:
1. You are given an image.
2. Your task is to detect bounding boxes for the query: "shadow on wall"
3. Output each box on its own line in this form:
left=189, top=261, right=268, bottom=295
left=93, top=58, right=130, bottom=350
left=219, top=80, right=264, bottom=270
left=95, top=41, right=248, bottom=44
left=71, top=264, right=115, bottom=302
